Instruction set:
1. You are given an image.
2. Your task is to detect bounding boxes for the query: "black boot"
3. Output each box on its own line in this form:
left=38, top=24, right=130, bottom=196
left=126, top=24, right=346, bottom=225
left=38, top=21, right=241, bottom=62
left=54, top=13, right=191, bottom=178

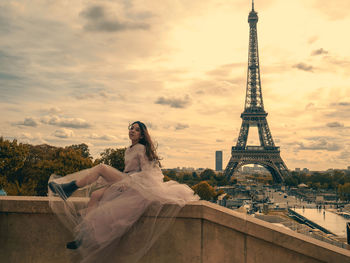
left=49, top=181, right=78, bottom=200
left=66, top=239, right=82, bottom=249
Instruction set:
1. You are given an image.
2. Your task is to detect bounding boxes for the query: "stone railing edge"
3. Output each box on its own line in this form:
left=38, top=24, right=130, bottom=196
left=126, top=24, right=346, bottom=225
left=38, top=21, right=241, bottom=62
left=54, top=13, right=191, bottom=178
left=1, top=196, right=349, bottom=262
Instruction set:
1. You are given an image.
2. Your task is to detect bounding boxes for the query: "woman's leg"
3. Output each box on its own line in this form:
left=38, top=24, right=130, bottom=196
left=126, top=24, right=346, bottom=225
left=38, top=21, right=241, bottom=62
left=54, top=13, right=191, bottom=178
left=49, top=164, right=124, bottom=200
left=76, top=164, right=124, bottom=188
left=86, top=187, right=107, bottom=214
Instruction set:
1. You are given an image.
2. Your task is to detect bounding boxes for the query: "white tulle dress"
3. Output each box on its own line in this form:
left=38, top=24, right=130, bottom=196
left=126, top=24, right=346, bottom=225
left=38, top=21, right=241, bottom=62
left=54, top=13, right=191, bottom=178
left=48, top=143, right=199, bottom=263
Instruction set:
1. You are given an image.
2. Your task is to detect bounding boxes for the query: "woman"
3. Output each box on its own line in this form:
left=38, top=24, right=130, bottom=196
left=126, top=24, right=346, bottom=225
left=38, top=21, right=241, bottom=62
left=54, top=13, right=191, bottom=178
left=48, top=121, right=199, bottom=263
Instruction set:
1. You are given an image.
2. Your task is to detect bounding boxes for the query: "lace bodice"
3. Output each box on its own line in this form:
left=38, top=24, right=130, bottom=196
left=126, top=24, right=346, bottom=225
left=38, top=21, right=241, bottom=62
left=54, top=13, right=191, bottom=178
left=123, top=144, right=154, bottom=174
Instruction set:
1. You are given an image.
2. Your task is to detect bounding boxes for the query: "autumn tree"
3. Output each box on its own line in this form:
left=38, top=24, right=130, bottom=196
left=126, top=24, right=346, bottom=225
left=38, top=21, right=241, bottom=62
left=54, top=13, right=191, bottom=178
left=200, top=169, right=216, bottom=181
left=0, top=137, right=29, bottom=183
left=338, top=183, right=350, bottom=201
left=163, top=175, right=171, bottom=182
left=97, top=147, right=126, bottom=171
left=68, top=143, right=92, bottom=159
left=0, top=137, right=32, bottom=195
left=25, top=145, right=93, bottom=195
left=192, top=181, right=216, bottom=201
left=0, top=138, right=93, bottom=196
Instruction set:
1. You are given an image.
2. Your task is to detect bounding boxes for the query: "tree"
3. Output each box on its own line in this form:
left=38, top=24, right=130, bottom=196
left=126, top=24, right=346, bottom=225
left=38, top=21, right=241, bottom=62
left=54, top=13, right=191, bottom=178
left=0, top=177, right=36, bottom=196
left=284, top=174, right=300, bottom=187
left=183, top=172, right=192, bottom=182
left=0, top=137, right=29, bottom=184
left=20, top=144, right=94, bottom=196
left=163, top=175, right=171, bottom=182
left=98, top=148, right=126, bottom=171
left=214, top=172, right=229, bottom=186
left=338, top=183, right=350, bottom=201
left=200, top=169, right=215, bottom=181
left=0, top=139, right=94, bottom=196
left=192, top=171, right=198, bottom=178
left=68, top=143, right=92, bottom=159
left=192, top=181, right=216, bottom=201
left=163, top=169, right=177, bottom=179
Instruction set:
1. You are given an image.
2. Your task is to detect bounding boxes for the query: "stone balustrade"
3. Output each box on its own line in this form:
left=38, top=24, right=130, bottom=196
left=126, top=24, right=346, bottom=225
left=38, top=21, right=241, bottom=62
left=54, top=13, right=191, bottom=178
left=1, top=196, right=350, bottom=263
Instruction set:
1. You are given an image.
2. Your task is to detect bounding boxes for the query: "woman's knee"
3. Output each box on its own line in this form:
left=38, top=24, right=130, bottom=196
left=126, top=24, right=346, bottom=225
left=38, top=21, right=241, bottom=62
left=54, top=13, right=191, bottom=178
left=94, top=163, right=108, bottom=173
left=90, top=189, right=104, bottom=202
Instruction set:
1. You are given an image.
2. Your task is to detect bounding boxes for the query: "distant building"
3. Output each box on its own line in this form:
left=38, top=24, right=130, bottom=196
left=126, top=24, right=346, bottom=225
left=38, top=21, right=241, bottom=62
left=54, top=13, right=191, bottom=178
left=348, top=166, right=350, bottom=171
left=302, top=168, right=309, bottom=173
left=295, top=168, right=301, bottom=172
left=215, top=151, right=223, bottom=171
left=173, top=167, right=195, bottom=172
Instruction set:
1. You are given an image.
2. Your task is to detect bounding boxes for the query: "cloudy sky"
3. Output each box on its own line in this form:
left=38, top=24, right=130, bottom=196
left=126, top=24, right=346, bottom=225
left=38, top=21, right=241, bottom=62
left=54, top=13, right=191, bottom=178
left=1, top=0, right=350, bottom=171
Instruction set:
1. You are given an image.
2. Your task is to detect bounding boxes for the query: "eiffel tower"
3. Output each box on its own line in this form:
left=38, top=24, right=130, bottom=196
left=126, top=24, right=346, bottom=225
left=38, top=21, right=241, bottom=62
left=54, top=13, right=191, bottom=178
left=224, top=1, right=290, bottom=183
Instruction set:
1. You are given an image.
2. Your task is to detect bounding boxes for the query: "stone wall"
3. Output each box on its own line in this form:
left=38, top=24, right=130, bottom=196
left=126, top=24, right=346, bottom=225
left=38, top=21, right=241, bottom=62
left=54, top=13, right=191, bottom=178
left=1, top=196, right=350, bottom=263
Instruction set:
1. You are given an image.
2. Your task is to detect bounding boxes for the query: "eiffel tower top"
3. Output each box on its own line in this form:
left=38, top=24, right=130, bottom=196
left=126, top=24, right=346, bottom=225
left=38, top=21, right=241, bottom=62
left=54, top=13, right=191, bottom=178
left=248, top=0, right=258, bottom=22
left=243, top=0, right=265, bottom=115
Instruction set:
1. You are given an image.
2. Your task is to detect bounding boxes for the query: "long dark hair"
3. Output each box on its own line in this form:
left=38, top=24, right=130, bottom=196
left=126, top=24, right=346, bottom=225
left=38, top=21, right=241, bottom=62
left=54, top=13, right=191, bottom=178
left=131, top=121, right=161, bottom=166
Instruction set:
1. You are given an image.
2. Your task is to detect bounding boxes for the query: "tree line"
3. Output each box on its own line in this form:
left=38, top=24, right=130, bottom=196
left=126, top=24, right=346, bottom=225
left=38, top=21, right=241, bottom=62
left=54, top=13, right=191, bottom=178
left=0, top=137, right=228, bottom=200
left=284, top=171, right=350, bottom=200
left=2, top=137, right=349, bottom=201
left=0, top=137, right=125, bottom=196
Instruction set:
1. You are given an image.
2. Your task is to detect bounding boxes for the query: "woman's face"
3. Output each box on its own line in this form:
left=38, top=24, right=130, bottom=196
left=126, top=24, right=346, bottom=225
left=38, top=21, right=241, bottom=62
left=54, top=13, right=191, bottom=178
left=129, top=123, right=142, bottom=143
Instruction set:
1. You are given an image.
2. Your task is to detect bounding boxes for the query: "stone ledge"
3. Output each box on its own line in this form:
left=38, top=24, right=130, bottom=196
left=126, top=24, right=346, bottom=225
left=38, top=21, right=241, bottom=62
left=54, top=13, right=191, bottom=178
left=189, top=201, right=350, bottom=262
left=1, top=196, right=350, bottom=263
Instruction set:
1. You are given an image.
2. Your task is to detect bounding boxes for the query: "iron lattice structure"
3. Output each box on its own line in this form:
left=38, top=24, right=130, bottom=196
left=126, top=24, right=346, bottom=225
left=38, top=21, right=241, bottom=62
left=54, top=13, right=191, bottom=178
left=224, top=2, right=290, bottom=183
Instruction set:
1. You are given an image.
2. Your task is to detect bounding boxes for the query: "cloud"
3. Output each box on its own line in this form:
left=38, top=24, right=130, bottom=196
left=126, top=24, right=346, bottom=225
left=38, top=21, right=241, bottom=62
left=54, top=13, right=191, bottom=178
left=15, top=117, right=38, bottom=127
left=292, top=63, right=314, bottom=72
left=155, top=95, right=191, bottom=108
left=87, top=134, right=117, bottom=141
left=0, top=72, right=22, bottom=80
left=18, top=132, right=48, bottom=144
left=330, top=102, right=350, bottom=107
left=144, top=122, right=157, bottom=130
left=297, top=138, right=341, bottom=151
left=175, top=123, right=189, bottom=130
left=305, top=103, right=315, bottom=110
left=326, top=122, right=344, bottom=128
left=53, top=128, right=74, bottom=138
left=74, top=91, right=110, bottom=100
left=326, top=102, right=350, bottom=118
left=205, top=63, right=244, bottom=77
left=323, top=56, right=350, bottom=68
left=308, top=36, right=318, bottom=44
left=336, top=102, right=350, bottom=106
left=19, top=132, right=34, bottom=140
left=189, top=79, right=242, bottom=97
left=41, top=115, right=91, bottom=129
left=338, top=151, right=350, bottom=160
left=312, top=1, right=350, bottom=20
left=311, top=48, right=328, bottom=56
left=80, top=5, right=150, bottom=32
left=42, top=107, right=62, bottom=114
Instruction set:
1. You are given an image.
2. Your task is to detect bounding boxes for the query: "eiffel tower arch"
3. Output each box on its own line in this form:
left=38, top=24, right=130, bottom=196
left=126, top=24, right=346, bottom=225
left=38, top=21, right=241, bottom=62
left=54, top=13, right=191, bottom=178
left=224, top=1, right=290, bottom=183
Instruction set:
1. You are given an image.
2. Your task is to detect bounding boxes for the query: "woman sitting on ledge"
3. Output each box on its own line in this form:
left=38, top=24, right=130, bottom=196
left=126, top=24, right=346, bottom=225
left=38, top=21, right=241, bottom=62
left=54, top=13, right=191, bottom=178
left=48, top=121, right=199, bottom=263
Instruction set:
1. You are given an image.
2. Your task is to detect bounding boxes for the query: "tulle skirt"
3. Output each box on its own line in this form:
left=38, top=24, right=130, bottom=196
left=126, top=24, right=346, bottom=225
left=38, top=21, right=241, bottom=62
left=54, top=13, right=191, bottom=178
left=48, top=165, right=199, bottom=263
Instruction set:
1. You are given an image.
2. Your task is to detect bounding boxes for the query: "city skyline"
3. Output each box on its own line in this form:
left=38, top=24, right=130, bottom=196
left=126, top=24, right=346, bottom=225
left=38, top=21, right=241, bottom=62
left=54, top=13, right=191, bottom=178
left=1, top=1, right=350, bottom=170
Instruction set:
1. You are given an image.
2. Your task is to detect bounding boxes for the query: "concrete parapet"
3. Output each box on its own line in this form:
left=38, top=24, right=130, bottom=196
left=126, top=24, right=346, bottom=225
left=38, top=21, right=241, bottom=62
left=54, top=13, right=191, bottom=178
left=1, top=196, right=350, bottom=263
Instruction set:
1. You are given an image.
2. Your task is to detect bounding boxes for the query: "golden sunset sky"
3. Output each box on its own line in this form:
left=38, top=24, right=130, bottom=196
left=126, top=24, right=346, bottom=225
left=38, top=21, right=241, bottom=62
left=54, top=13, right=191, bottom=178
left=1, top=0, right=350, bottom=171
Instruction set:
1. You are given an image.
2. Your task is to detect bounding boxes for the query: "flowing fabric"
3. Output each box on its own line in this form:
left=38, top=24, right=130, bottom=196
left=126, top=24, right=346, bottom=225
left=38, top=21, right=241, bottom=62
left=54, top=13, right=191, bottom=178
left=48, top=144, right=199, bottom=263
